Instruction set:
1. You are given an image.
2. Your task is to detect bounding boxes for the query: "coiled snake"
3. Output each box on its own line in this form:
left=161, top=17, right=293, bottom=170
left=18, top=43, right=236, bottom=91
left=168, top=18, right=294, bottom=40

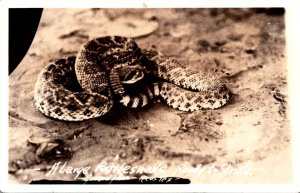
left=34, top=36, right=232, bottom=121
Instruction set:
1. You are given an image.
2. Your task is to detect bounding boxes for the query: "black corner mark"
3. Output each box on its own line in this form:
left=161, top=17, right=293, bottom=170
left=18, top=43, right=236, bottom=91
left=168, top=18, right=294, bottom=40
left=9, top=8, right=43, bottom=75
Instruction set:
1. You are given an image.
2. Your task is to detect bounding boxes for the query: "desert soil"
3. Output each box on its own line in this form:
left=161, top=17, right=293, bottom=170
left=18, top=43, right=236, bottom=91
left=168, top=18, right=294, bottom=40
left=8, top=8, right=291, bottom=184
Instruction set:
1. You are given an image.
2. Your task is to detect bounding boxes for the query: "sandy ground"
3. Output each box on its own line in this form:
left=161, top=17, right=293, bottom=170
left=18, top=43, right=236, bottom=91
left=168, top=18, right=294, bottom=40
left=8, top=8, right=291, bottom=184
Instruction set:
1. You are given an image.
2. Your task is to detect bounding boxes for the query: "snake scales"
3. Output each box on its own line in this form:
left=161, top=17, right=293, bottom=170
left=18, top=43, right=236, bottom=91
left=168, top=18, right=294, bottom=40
left=34, top=36, right=232, bottom=121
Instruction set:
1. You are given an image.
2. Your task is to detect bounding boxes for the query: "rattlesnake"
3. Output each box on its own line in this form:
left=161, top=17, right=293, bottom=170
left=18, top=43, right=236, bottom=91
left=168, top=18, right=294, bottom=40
left=34, top=36, right=232, bottom=121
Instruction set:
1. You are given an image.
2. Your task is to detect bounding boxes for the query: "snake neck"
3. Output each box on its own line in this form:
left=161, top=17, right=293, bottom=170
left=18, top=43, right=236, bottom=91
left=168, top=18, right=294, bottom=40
left=109, top=67, right=125, bottom=97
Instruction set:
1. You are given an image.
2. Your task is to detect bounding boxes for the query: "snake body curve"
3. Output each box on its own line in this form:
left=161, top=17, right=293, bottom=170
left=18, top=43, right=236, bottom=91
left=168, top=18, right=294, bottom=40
left=34, top=36, right=232, bottom=121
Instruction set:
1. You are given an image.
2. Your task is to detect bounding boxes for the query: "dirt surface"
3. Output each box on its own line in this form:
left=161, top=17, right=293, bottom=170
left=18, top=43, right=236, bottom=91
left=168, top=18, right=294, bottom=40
left=9, top=8, right=291, bottom=184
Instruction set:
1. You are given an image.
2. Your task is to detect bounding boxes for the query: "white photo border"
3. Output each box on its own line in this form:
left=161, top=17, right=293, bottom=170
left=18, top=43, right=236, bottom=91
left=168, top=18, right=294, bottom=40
left=1, top=0, right=300, bottom=192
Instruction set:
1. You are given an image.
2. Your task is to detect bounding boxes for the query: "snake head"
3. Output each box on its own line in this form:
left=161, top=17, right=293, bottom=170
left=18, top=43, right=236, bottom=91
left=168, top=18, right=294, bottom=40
left=110, top=64, right=146, bottom=97
left=119, top=65, right=146, bottom=84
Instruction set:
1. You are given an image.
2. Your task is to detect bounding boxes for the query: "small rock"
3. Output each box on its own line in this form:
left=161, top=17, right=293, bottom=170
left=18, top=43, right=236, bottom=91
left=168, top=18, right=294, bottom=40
left=215, top=121, right=223, bottom=125
left=245, top=47, right=256, bottom=54
left=273, top=92, right=285, bottom=102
